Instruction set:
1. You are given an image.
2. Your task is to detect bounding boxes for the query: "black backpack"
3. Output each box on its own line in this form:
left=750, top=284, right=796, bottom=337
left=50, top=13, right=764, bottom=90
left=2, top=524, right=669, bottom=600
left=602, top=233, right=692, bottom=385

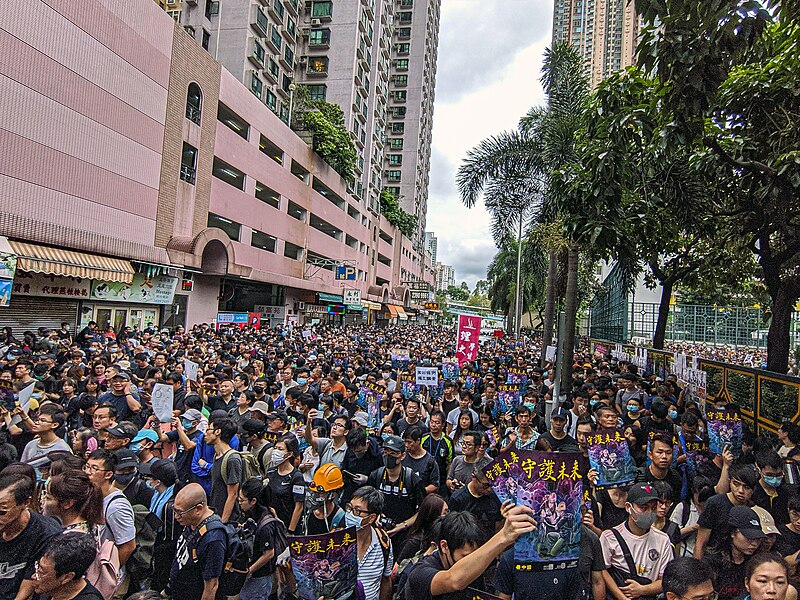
left=197, top=517, right=249, bottom=597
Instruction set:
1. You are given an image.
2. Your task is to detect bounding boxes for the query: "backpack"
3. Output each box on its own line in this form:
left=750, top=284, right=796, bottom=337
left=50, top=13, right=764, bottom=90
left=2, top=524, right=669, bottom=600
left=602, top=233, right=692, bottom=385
left=126, top=502, right=158, bottom=584
left=222, top=448, right=263, bottom=482
left=391, top=548, right=426, bottom=600
left=70, top=523, right=120, bottom=600
left=242, top=512, right=289, bottom=563
left=198, top=517, right=250, bottom=597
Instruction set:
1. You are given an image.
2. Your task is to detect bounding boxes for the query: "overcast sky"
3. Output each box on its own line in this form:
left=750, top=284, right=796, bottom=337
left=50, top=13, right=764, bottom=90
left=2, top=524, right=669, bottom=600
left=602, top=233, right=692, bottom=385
left=426, top=0, right=553, bottom=290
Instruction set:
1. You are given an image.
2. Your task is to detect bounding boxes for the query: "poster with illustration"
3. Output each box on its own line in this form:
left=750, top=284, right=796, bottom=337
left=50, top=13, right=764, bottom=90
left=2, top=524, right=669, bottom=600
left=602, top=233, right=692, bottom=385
left=514, top=451, right=585, bottom=569
left=707, top=407, right=742, bottom=457
left=358, top=381, right=386, bottom=430
left=0, top=380, right=14, bottom=411
left=391, top=348, right=410, bottom=369
left=494, top=383, right=521, bottom=418
left=289, top=528, right=358, bottom=600
left=463, top=368, right=481, bottom=391
left=400, top=374, right=417, bottom=399
left=587, top=428, right=636, bottom=489
left=481, top=446, right=526, bottom=505
left=675, top=434, right=710, bottom=481
left=467, top=589, right=504, bottom=600
left=332, top=351, right=348, bottom=367
left=506, top=366, right=528, bottom=391
left=442, top=358, right=459, bottom=380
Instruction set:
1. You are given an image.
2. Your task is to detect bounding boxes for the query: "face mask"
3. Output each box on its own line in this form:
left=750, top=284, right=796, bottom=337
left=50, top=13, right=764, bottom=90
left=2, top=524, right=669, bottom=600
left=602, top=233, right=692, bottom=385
left=668, top=409, right=678, bottom=420
left=343, top=510, right=365, bottom=530
left=764, top=475, right=783, bottom=488
left=253, top=387, right=265, bottom=394
left=297, top=378, right=308, bottom=386
left=384, top=454, right=399, bottom=469
left=271, top=449, right=286, bottom=465
left=630, top=508, right=657, bottom=530
left=590, top=399, right=598, bottom=407
left=382, top=372, right=390, bottom=380
left=114, top=473, right=136, bottom=486
left=144, top=480, right=155, bottom=490
left=182, top=419, right=195, bottom=429
left=626, top=405, right=639, bottom=413
left=381, top=434, right=391, bottom=442
left=129, top=443, right=142, bottom=454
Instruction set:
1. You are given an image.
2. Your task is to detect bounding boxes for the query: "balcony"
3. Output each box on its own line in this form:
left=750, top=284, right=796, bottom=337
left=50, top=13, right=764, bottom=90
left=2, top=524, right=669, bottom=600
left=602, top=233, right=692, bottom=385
left=306, top=57, right=329, bottom=76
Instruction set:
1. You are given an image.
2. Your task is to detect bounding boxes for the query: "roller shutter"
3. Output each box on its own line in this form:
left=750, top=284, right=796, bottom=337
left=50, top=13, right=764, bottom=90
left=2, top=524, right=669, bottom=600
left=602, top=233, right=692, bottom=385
left=0, top=296, right=79, bottom=333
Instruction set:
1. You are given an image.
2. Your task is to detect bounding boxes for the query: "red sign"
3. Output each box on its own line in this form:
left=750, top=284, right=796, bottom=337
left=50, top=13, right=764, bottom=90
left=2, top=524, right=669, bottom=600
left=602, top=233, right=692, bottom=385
left=493, top=329, right=504, bottom=338
left=248, top=312, right=261, bottom=330
left=456, top=314, right=482, bottom=366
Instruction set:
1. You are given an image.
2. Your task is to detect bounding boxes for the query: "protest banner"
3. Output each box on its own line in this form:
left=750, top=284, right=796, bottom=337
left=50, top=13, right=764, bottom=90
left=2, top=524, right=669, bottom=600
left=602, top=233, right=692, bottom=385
left=332, top=351, right=348, bottom=367
left=587, top=428, right=636, bottom=489
left=183, top=360, right=199, bottom=382
left=400, top=374, right=418, bottom=399
left=456, top=315, right=481, bottom=366
left=707, top=407, right=743, bottom=457
left=467, top=589, right=504, bottom=600
left=494, top=383, right=521, bottom=418
left=359, top=380, right=386, bottom=429
left=0, top=380, right=14, bottom=412
left=506, top=366, right=528, bottom=391
left=391, top=348, right=410, bottom=369
left=481, top=446, right=526, bottom=505
left=416, top=366, right=438, bottom=387
left=514, top=451, right=585, bottom=569
left=463, top=368, right=482, bottom=391
left=441, top=358, right=459, bottom=380
left=289, top=528, right=359, bottom=600
left=545, top=345, right=557, bottom=363
left=151, top=383, right=174, bottom=422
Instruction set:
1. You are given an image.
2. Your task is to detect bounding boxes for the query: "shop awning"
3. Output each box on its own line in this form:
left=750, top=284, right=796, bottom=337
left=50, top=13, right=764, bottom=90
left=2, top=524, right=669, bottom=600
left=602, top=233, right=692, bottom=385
left=362, top=300, right=382, bottom=310
left=396, top=306, right=408, bottom=320
left=385, top=304, right=398, bottom=317
left=9, top=241, right=135, bottom=284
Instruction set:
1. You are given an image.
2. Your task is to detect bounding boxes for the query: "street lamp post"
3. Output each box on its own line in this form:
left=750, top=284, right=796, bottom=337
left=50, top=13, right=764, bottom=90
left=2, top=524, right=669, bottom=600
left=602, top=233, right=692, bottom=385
left=288, top=83, right=297, bottom=128
left=514, top=212, right=523, bottom=339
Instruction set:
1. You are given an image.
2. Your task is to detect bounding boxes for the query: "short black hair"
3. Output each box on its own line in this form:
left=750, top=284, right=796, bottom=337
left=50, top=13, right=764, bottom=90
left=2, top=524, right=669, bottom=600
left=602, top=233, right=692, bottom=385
left=210, top=418, right=237, bottom=443
left=462, top=430, right=482, bottom=447
left=88, top=448, right=118, bottom=472
left=755, top=449, right=783, bottom=471
left=662, top=557, right=713, bottom=597
left=352, top=485, right=384, bottom=515
left=44, top=533, right=97, bottom=579
left=729, top=462, right=759, bottom=489
left=428, top=410, right=446, bottom=423
left=95, top=403, right=118, bottom=419
left=440, top=511, right=489, bottom=551
left=650, top=433, right=674, bottom=451
left=0, top=472, right=34, bottom=504
left=403, top=424, right=425, bottom=442
left=346, top=427, right=367, bottom=448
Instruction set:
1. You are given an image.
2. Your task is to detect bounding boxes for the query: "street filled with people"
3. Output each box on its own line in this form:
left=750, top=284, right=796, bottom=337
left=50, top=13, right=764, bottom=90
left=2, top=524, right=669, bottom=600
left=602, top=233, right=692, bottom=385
left=0, top=321, right=797, bottom=600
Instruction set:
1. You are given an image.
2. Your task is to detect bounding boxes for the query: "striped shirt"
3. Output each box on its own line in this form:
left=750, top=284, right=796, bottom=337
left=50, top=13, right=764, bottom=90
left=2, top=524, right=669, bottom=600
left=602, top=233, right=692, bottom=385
left=358, top=528, right=393, bottom=600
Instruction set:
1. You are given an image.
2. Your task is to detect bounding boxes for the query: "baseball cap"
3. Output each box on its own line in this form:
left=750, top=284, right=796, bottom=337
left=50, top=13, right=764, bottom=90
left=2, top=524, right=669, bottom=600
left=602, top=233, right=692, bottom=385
left=627, top=483, right=659, bottom=506
left=181, top=408, right=202, bottom=422
left=351, top=413, right=369, bottom=427
left=251, top=401, right=271, bottom=416
left=241, top=418, right=266, bottom=435
left=752, top=506, right=780, bottom=536
left=107, top=422, right=138, bottom=439
left=132, top=429, right=159, bottom=444
left=729, top=505, right=767, bottom=539
left=382, top=435, right=404, bottom=453
left=139, top=458, right=177, bottom=486
left=110, top=372, right=131, bottom=381
left=266, top=410, right=288, bottom=422
left=551, top=407, right=568, bottom=420
left=114, top=449, right=139, bottom=470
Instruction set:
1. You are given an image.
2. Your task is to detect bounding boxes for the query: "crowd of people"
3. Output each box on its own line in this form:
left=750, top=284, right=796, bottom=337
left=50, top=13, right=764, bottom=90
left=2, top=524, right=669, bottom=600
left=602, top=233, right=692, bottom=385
left=0, top=320, right=796, bottom=600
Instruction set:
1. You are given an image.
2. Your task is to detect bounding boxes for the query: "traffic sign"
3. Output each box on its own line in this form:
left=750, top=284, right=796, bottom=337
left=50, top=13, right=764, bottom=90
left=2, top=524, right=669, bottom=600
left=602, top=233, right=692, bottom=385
left=335, top=266, right=356, bottom=280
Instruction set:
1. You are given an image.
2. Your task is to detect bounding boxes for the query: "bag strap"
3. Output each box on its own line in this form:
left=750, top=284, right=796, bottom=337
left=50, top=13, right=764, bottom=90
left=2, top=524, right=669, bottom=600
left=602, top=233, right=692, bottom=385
left=610, top=527, right=639, bottom=579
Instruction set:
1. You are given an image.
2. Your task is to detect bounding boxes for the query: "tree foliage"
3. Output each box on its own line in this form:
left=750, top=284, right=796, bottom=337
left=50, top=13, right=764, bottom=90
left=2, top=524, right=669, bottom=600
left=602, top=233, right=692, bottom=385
left=379, top=189, right=417, bottom=238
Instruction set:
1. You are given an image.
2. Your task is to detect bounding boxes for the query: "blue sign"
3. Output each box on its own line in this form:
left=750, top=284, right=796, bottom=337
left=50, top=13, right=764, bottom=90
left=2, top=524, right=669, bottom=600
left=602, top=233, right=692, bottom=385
left=216, top=312, right=248, bottom=324
left=335, top=266, right=356, bottom=281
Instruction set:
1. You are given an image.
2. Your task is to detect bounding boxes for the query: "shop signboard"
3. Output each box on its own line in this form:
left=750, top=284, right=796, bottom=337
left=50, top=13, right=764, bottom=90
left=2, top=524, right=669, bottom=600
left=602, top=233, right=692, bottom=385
left=90, top=274, right=178, bottom=304
left=12, top=271, right=91, bottom=299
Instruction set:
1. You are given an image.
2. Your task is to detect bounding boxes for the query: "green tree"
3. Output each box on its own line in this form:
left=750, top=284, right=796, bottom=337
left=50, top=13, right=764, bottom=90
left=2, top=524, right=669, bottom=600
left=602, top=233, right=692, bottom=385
left=444, top=285, right=469, bottom=302
left=379, top=189, right=417, bottom=238
left=473, top=280, right=489, bottom=296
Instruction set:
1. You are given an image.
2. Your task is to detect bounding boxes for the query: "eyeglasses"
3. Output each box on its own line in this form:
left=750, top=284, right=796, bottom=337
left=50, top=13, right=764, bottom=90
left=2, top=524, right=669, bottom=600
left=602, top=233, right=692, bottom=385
left=83, top=464, right=111, bottom=474
left=33, top=419, right=53, bottom=424
left=346, top=503, right=371, bottom=517
left=460, top=442, right=475, bottom=448
left=331, top=423, right=346, bottom=429
left=173, top=502, right=203, bottom=517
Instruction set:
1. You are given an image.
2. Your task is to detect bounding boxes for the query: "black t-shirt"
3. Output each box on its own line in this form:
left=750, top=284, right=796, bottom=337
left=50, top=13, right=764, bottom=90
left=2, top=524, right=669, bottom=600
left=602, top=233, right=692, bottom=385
left=210, top=450, right=243, bottom=522
left=72, top=581, right=105, bottom=599
left=251, top=517, right=284, bottom=578
left=751, top=482, right=793, bottom=526
left=634, top=465, right=683, bottom=501
left=594, top=489, right=628, bottom=531
left=266, top=467, right=306, bottom=528
left=702, top=551, right=747, bottom=600
left=447, top=487, right=501, bottom=540
left=697, top=458, right=723, bottom=487
left=539, top=431, right=579, bottom=452
left=578, top=525, right=604, bottom=595
left=170, top=517, right=227, bottom=600
left=166, top=428, right=203, bottom=484
left=697, top=493, right=736, bottom=542
left=403, top=452, right=440, bottom=491
left=367, top=467, right=424, bottom=527
left=774, top=524, right=800, bottom=558
left=0, top=511, right=61, bottom=597
left=407, top=552, right=473, bottom=600
left=494, top=547, right=581, bottom=600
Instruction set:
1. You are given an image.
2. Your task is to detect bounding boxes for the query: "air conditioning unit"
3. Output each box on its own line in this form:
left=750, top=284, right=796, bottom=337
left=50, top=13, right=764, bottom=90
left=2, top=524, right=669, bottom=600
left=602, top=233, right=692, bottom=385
left=311, top=18, right=321, bottom=25
left=186, top=0, right=197, bottom=5
left=299, top=55, right=308, bottom=63
left=301, top=27, right=311, bottom=35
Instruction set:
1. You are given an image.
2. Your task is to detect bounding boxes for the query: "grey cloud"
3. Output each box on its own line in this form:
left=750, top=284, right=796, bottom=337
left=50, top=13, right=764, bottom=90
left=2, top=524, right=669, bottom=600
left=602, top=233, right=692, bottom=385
left=428, top=148, right=455, bottom=199
left=438, top=238, right=497, bottom=286
left=434, top=1, right=553, bottom=103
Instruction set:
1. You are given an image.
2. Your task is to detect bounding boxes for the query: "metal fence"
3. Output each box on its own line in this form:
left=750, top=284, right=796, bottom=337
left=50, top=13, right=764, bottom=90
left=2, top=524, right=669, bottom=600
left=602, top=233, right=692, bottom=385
left=590, top=339, right=800, bottom=434
left=591, top=302, right=800, bottom=349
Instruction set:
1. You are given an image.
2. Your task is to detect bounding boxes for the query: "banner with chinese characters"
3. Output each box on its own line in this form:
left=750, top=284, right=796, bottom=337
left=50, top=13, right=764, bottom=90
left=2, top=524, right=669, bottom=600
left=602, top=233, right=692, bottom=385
left=11, top=271, right=90, bottom=299
left=358, top=380, right=386, bottom=429
left=400, top=374, right=418, bottom=399
left=332, top=351, right=348, bottom=367
left=289, top=528, right=358, bottom=600
left=463, top=367, right=482, bottom=391
left=90, top=274, right=178, bottom=304
left=441, top=358, right=459, bottom=380
left=587, top=428, right=636, bottom=489
left=456, top=314, right=482, bottom=366
left=494, top=383, right=521, bottom=418
left=483, top=450, right=586, bottom=569
left=707, top=407, right=742, bottom=457
left=391, top=348, right=410, bottom=369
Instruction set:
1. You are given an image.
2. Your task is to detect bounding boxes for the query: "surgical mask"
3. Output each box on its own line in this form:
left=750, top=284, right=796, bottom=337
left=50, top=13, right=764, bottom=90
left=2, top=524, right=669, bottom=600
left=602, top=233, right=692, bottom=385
left=630, top=508, right=657, bottom=530
left=129, top=443, right=142, bottom=454
left=271, top=449, right=286, bottom=465
left=589, top=399, right=598, bottom=407
left=381, top=434, right=391, bottom=442
left=668, top=409, right=678, bottom=420
left=181, top=419, right=194, bottom=429
left=297, top=378, right=308, bottom=386
left=253, top=386, right=265, bottom=394
left=764, top=475, right=783, bottom=488
left=626, top=405, right=639, bottom=413
left=114, top=473, right=136, bottom=486
left=343, top=510, right=365, bottom=530
left=144, top=480, right=155, bottom=490
left=384, top=454, right=399, bottom=469
left=382, top=372, right=390, bottom=380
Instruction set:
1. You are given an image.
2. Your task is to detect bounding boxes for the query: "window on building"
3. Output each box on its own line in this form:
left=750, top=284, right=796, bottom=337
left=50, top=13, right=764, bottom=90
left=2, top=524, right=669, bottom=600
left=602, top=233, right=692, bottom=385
left=186, top=83, right=202, bottom=124
left=282, top=74, right=292, bottom=93
left=387, top=170, right=401, bottom=182
left=301, top=83, right=325, bottom=102
left=250, top=72, right=263, bottom=98
left=279, top=103, right=289, bottom=123
left=252, top=230, right=277, bottom=252
left=217, top=103, right=249, bottom=139
left=389, top=154, right=402, bottom=165
left=393, top=90, right=407, bottom=102
left=255, top=182, right=281, bottom=208
left=389, top=138, right=403, bottom=150
left=271, top=26, right=283, bottom=51
left=180, top=143, right=197, bottom=185
left=259, top=135, right=284, bottom=164
left=395, top=59, right=409, bottom=71
left=391, top=122, right=405, bottom=134
left=287, top=17, right=296, bottom=35
left=307, top=56, right=329, bottom=74
left=309, top=28, right=330, bottom=46
left=284, top=45, right=294, bottom=66
left=284, top=241, right=303, bottom=260
left=398, top=27, right=411, bottom=39
left=273, top=0, right=285, bottom=20
left=268, top=59, right=279, bottom=80
left=202, top=29, right=210, bottom=49
left=391, top=106, right=407, bottom=118
left=251, top=39, right=266, bottom=67
left=208, top=213, right=241, bottom=241
left=399, top=11, right=412, bottom=22
left=287, top=200, right=307, bottom=221
left=394, top=74, right=408, bottom=86
left=265, top=89, right=277, bottom=111
left=212, top=157, right=245, bottom=190
left=311, top=1, right=332, bottom=18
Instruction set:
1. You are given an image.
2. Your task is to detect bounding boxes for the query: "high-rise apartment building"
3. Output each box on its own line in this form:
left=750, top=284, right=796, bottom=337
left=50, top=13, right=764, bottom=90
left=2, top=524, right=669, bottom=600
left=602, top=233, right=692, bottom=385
left=424, top=231, right=437, bottom=264
left=552, top=0, right=640, bottom=88
left=435, top=262, right=454, bottom=292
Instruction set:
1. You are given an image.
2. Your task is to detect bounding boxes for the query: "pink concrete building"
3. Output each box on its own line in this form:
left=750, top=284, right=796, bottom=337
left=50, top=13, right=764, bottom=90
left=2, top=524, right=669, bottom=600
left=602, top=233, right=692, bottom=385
left=0, top=0, right=433, bottom=332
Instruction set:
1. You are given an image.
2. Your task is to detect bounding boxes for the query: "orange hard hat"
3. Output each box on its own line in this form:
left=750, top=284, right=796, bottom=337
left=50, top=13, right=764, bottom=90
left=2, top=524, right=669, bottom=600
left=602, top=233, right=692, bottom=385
left=310, top=463, right=344, bottom=492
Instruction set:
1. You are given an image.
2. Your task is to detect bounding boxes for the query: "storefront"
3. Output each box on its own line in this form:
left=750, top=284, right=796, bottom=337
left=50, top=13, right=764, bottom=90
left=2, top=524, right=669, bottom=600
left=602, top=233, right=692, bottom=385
left=83, top=273, right=178, bottom=331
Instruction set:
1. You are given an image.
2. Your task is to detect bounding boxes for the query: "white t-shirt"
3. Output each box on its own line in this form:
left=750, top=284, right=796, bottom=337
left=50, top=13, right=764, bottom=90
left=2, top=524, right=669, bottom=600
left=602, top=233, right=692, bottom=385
left=669, top=501, right=700, bottom=556
left=600, top=522, right=673, bottom=582
left=446, top=407, right=478, bottom=431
